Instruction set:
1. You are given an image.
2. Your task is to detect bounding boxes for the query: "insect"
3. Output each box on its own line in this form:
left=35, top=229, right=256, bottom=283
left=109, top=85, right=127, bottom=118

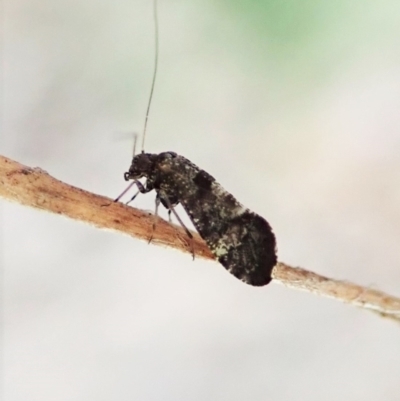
left=123, top=151, right=277, bottom=286
left=117, top=0, right=277, bottom=286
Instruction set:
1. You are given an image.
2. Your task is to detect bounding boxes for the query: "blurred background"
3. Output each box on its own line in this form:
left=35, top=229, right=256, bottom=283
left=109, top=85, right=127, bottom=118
left=2, top=0, right=400, bottom=400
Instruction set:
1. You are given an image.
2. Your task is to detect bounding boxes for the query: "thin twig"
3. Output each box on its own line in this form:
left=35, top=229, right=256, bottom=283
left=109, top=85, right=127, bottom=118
left=1, top=154, right=399, bottom=323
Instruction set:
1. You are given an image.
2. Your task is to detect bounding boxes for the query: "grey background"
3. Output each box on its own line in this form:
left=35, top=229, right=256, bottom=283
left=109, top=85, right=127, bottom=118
left=2, top=0, right=400, bottom=400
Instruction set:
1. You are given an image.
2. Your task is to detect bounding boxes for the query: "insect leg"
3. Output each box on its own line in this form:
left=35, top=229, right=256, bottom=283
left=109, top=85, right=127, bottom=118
left=125, top=190, right=140, bottom=206
left=160, top=192, right=195, bottom=260
left=102, top=181, right=138, bottom=207
left=148, top=193, right=161, bottom=244
left=101, top=181, right=136, bottom=206
left=125, top=180, right=153, bottom=205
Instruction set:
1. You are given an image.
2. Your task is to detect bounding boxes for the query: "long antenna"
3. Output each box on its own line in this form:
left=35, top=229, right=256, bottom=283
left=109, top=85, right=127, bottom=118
left=132, top=133, right=138, bottom=156
left=141, top=0, right=159, bottom=152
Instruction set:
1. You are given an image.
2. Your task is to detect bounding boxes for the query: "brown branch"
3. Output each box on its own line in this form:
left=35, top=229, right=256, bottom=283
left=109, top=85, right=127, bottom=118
left=1, top=154, right=399, bottom=323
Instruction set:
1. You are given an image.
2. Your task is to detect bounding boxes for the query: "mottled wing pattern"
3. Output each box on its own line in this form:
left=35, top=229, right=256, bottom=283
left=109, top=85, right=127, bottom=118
left=162, top=155, right=277, bottom=286
left=205, top=208, right=277, bottom=286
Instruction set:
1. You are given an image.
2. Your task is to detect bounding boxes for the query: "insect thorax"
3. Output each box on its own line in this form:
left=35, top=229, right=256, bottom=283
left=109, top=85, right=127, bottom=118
left=127, top=151, right=194, bottom=182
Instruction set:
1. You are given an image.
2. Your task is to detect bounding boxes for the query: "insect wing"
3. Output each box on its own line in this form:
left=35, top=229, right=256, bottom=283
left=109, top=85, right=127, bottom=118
left=177, top=165, right=277, bottom=286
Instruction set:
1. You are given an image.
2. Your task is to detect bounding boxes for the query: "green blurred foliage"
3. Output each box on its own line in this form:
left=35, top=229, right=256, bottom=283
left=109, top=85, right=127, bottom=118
left=215, top=0, right=400, bottom=84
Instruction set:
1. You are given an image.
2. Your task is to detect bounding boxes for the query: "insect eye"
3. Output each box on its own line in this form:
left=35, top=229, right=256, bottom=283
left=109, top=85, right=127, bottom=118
left=124, top=172, right=130, bottom=181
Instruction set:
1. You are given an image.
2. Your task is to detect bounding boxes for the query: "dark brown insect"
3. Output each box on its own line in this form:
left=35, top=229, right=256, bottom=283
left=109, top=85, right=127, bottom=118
left=124, top=151, right=277, bottom=286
